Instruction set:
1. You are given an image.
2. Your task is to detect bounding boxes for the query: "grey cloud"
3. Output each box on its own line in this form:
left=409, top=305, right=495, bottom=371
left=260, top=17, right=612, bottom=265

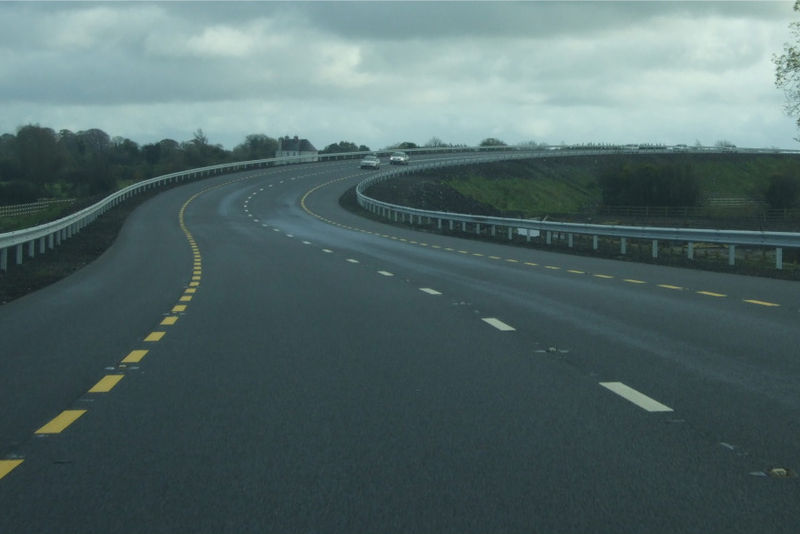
left=0, top=1, right=795, bottom=150
left=295, top=1, right=792, bottom=41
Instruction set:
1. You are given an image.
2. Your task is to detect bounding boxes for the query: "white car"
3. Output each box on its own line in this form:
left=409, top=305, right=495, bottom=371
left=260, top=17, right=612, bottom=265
left=360, top=155, right=381, bottom=169
left=389, top=151, right=410, bottom=165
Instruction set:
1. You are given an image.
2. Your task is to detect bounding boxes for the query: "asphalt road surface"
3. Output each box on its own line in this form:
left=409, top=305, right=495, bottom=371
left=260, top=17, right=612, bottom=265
left=1, top=158, right=798, bottom=533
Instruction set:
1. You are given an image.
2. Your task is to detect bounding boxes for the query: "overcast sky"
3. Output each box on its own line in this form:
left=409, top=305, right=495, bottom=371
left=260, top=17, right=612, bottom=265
left=1, top=1, right=798, bottom=150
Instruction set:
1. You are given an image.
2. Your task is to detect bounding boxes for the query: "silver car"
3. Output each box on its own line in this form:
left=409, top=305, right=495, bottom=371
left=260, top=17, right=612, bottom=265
left=389, top=151, right=410, bottom=165
left=360, top=155, right=381, bottom=169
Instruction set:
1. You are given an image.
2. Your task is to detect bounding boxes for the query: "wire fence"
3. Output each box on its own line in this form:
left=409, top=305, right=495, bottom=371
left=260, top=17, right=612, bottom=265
left=0, top=199, right=76, bottom=218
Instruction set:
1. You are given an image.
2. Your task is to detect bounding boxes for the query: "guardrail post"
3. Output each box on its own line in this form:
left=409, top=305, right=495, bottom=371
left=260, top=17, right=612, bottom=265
left=476, top=223, right=481, bottom=235
left=508, top=227, right=513, bottom=240
left=568, top=233, right=574, bottom=248
left=546, top=231, right=552, bottom=245
left=490, top=225, right=495, bottom=237
left=28, top=240, right=35, bottom=259
left=621, top=238, right=627, bottom=254
left=728, top=245, right=736, bottom=266
left=0, top=248, right=6, bottom=271
left=776, top=247, right=783, bottom=270
left=449, top=220, right=454, bottom=231
left=462, top=221, right=467, bottom=232
left=687, top=242, right=694, bottom=260
left=652, top=240, right=658, bottom=258
left=48, top=233, right=54, bottom=250
left=15, top=244, right=23, bottom=265
left=593, top=235, right=598, bottom=250
left=438, top=218, right=442, bottom=230
left=39, top=237, right=45, bottom=255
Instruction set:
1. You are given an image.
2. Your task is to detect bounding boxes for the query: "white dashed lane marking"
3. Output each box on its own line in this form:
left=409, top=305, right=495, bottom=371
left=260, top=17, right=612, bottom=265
left=419, top=288, right=442, bottom=295
left=599, top=382, right=674, bottom=412
left=481, top=317, right=516, bottom=331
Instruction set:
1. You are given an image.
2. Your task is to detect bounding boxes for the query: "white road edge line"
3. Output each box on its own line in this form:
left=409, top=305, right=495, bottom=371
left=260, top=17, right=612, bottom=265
left=599, top=382, right=674, bottom=412
left=378, top=271, right=394, bottom=277
left=346, top=259, right=359, bottom=263
left=419, top=288, right=442, bottom=295
left=481, top=317, right=516, bottom=331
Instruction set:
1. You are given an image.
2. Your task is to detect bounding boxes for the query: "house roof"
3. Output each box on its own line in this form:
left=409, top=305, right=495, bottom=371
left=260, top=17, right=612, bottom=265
left=280, top=138, right=317, bottom=152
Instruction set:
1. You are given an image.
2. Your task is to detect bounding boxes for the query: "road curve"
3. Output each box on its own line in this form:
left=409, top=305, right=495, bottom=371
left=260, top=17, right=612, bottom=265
left=0, top=159, right=798, bottom=533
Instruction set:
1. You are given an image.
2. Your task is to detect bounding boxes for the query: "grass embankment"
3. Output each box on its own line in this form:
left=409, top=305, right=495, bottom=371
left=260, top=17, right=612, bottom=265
left=436, top=153, right=800, bottom=221
left=439, top=157, right=599, bottom=217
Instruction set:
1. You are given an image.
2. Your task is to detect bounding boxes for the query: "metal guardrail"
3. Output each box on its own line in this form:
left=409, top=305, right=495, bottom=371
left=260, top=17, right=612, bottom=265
left=0, top=156, right=300, bottom=270
left=355, top=148, right=800, bottom=270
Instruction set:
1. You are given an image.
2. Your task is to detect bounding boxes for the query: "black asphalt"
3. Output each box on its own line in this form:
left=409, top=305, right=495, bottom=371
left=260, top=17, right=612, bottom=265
left=0, top=159, right=798, bottom=533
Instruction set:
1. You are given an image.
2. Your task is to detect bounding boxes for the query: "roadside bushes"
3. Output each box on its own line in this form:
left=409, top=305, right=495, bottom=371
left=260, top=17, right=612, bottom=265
left=764, top=173, right=800, bottom=209
left=0, top=180, right=40, bottom=204
left=598, top=161, right=700, bottom=207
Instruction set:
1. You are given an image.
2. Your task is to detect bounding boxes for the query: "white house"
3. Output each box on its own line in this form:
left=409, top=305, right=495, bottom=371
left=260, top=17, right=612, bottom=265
left=276, top=136, right=319, bottom=162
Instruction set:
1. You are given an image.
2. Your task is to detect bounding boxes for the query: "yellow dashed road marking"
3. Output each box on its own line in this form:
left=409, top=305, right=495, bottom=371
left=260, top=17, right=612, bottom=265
left=658, top=284, right=683, bottom=290
left=593, top=274, right=613, bottom=279
left=35, top=410, right=87, bottom=434
left=88, top=375, right=124, bottom=393
left=161, top=316, right=179, bottom=325
left=568, top=269, right=584, bottom=274
left=744, top=299, right=780, bottom=307
left=172, top=304, right=187, bottom=312
left=179, top=295, right=192, bottom=302
left=0, top=459, right=23, bottom=480
left=624, top=279, right=646, bottom=284
left=145, top=331, right=165, bottom=342
left=122, top=350, right=148, bottom=363
left=697, top=291, right=726, bottom=298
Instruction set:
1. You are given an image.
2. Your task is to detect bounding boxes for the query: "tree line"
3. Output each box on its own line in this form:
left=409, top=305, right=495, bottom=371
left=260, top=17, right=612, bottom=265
left=0, top=124, right=375, bottom=205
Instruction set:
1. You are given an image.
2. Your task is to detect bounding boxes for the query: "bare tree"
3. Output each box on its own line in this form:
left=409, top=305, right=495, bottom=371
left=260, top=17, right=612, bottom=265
left=774, top=1, right=800, bottom=137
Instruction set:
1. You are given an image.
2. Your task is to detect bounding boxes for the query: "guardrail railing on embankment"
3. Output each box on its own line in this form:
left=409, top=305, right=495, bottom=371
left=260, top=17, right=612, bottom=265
left=355, top=149, right=800, bottom=270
